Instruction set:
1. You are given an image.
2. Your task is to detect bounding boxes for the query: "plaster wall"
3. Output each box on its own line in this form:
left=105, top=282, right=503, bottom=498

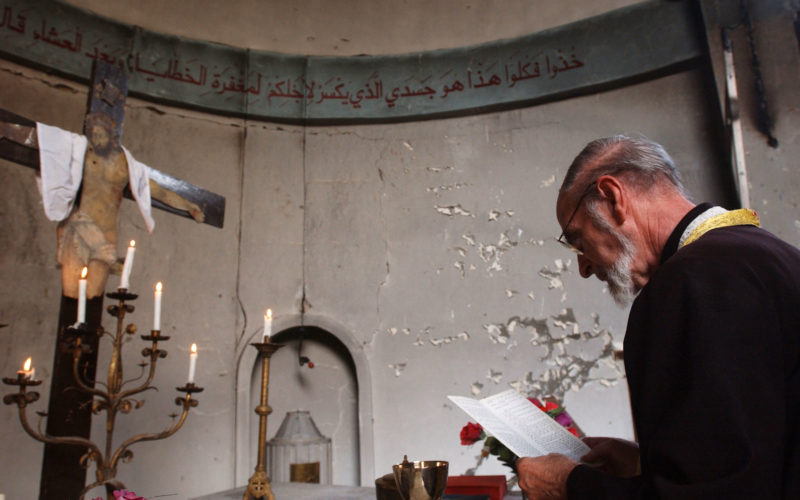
left=1, top=1, right=799, bottom=499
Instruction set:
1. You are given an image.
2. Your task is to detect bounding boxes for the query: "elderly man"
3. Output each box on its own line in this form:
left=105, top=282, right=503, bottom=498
left=517, top=136, right=800, bottom=499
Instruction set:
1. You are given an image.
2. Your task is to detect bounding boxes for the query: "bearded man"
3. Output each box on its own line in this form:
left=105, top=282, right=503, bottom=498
left=516, top=136, right=800, bottom=499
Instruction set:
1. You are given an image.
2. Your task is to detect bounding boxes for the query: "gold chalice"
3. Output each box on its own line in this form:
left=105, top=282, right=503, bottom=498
left=392, top=455, right=449, bottom=500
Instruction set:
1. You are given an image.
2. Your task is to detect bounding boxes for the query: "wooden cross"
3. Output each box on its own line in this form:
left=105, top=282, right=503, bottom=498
left=0, top=60, right=225, bottom=499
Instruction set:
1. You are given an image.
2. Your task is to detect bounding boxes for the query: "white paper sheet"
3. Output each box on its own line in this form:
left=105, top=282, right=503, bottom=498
left=449, top=389, right=590, bottom=461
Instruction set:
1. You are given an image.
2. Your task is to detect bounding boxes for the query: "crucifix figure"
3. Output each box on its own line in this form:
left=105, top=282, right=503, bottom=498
left=0, top=60, right=225, bottom=499
left=37, top=109, right=205, bottom=297
left=2, top=76, right=218, bottom=297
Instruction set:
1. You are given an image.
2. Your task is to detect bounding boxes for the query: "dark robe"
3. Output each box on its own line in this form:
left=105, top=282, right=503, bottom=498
left=567, top=203, right=800, bottom=499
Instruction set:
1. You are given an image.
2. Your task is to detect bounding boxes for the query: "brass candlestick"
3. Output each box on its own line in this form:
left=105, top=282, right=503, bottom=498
left=2, top=289, right=202, bottom=500
left=243, top=338, right=284, bottom=500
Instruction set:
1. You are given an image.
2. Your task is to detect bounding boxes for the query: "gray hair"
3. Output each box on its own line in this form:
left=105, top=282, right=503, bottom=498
left=559, top=135, right=687, bottom=198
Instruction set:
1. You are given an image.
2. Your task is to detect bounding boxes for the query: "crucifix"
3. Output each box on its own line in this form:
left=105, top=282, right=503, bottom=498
left=0, top=60, right=225, bottom=499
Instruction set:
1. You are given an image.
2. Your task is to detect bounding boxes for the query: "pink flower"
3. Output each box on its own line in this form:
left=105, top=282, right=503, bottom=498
left=555, top=412, right=573, bottom=427
left=113, top=491, right=146, bottom=500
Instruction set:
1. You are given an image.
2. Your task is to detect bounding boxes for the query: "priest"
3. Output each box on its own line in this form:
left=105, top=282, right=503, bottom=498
left=517, top=136, right=800, bottom=499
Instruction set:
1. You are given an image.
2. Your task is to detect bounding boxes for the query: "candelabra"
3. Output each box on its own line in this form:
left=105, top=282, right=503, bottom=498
left=243, top=338, right=283, bottom=500
left=2, top=289, right=202, bottom=500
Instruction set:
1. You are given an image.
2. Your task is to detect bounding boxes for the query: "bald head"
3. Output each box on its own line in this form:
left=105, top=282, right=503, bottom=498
left=559, top=135, right=686, bottom=203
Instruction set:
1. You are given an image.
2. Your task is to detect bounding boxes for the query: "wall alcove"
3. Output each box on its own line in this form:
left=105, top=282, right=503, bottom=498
left=235, top=314, right=374, bottom=487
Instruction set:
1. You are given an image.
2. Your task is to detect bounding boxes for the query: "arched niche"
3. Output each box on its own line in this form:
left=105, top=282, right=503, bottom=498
left=234, top=313, right=374, bottom=487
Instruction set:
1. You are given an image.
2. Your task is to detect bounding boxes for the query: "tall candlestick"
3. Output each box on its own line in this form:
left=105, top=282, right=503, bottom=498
left=119, top=240, right=136, bottom=290
left=153, top=282, right=163, bottom=331
left=78, top=267, right=88, bottom=323
left=188, top=343, right=197, bottom=383
left=263, top=309, right=272, bottom=341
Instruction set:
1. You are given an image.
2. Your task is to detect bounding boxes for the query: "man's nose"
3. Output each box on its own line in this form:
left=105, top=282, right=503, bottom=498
left=578, top=254, right=593, bottom=278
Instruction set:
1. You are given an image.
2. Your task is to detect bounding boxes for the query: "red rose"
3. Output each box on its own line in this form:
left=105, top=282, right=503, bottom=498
left=460, top=422, right=484, bottom=445
left=530, top=397, right=560, bottom=412
left=543, top=401, right=560, bottom=411
left=567, top=427, right=578, bottom=437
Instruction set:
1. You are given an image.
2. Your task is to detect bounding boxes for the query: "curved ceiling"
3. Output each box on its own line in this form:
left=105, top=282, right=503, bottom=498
left=63, top=0, right=640, bottom=56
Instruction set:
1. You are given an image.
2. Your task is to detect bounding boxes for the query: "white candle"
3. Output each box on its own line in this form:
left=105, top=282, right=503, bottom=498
left=17, top=357, right=34, bottom=380
left=78, top=267, right=87, bottom=323
left=188, top=343, right=197, bottom=383
left=119, top=240, right=136, bottom=290
left=264, top=309, right=272, bottom=341
left=153, top=282, right=163, bottom=331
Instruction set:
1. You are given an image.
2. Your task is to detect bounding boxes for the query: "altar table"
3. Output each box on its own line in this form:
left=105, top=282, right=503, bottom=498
left=192, top=482, right=525, bottom=500
left=192, top=482, right=376, bottom=500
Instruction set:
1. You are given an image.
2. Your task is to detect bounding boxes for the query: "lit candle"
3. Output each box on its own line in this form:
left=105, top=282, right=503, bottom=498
left=78, top=267, right=87, bottom=323
left=153, top=282, right=163, bottom=331
left=119, top=240, right=136, bottom=290
left=264, top=308, right=272, bottom=341
left=188, top=343, right=197, bottom=384
left=17, top=357, right=34, bottom=380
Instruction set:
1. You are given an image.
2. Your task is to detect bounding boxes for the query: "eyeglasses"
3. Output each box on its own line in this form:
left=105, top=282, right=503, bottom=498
left=556, top=181, right=597, bottom=255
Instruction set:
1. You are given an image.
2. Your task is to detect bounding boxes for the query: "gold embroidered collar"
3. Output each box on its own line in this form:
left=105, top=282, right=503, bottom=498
left=679, top=208, right=760, bottom=248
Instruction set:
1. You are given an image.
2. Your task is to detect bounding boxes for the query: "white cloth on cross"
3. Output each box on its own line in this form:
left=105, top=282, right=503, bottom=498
left=35, top=122, right=86, bottom=221
left=121, top=146, right=155, bottom=233
left=36, top=122, right=155, bottom=233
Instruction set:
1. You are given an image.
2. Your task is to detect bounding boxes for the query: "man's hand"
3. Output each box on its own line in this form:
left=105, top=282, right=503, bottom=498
left=581, top=437, right=640, bottom=477
left=517, top=454, right=577, bottom=500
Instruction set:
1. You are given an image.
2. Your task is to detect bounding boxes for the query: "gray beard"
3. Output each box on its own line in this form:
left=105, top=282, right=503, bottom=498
left=605, top=230, right=636, bottom=307
left=585, top=201, right=637, bottom=307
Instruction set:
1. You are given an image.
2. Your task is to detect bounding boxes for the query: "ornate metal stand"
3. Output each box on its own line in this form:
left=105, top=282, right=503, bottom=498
left=243, top=339, right=284, bottom=500
left=2, top=289, right=202, bottom=500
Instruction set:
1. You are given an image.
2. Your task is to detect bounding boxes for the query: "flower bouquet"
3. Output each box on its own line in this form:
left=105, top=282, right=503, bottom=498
left=459, top=396, right=581, bottom=473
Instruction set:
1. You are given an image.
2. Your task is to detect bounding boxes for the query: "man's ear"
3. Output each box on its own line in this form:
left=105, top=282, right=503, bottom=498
left=596, top=175, right=627, bottom=225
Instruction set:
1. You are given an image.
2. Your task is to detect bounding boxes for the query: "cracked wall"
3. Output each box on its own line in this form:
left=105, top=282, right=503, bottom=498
left=300, top=63, right=737, bottom=481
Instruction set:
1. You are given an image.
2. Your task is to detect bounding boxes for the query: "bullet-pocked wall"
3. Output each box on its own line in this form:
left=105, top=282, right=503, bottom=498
left=1, top=1, right=798, bottom=498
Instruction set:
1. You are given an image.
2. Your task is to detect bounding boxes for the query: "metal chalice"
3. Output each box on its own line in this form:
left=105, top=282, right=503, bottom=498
left=392, top=455, right=449, bottom=500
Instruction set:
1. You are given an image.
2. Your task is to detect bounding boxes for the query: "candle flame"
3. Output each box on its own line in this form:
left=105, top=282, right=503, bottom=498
left=191, top=343, right=197, bottom=354
left=80, top=267, right=88, bottom=279
left=23, top=357, right=31, bottom=371
left=266, top=308, right=272, bottom=320
left=155, top=282, right=163, bottom=292
left=130, top=240, right=136, bottom=247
